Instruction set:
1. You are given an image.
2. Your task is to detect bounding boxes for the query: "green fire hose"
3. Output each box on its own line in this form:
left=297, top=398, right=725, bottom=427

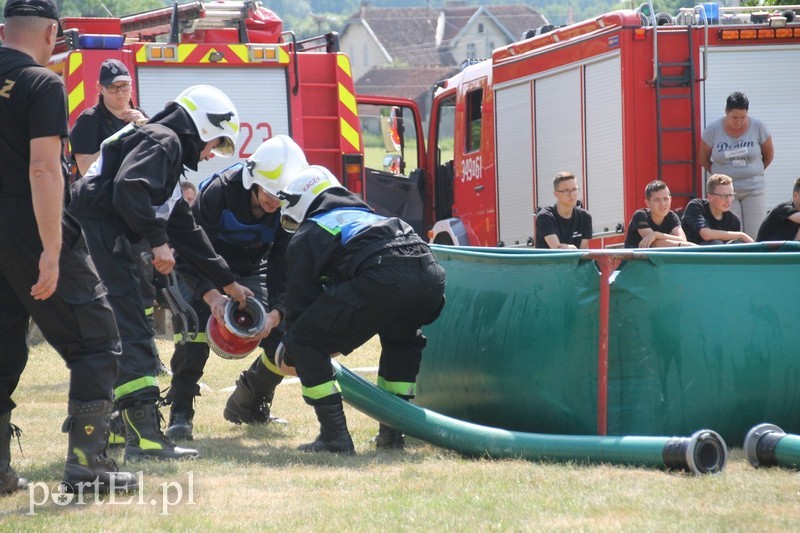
left=333, top=362, right=727, bottom=475
left=744, top=424, right=800, bottom=469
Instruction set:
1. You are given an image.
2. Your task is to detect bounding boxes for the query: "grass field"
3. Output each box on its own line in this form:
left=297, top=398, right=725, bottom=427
left=1, top=334, right=799, bottom=531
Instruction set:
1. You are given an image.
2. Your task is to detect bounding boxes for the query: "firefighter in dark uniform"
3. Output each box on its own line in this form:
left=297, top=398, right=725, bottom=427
left=69, top=84, right=252, bottom=461
left=164, top=135, right=307, bottom=441
left=0, top=0, right=136, bottom=492
left=275, top=166, right=446, bottom=454
left=68, top=59, right=171, bottom=382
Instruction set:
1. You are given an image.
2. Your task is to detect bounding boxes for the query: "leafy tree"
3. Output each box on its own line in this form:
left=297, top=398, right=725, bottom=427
left=58, top=0, right=166, bottom=17
left=268, top=0, right=312, bottom=21
left=743, top=0, right=797, bottom=5
left=311, top=0, right=359, bottom=13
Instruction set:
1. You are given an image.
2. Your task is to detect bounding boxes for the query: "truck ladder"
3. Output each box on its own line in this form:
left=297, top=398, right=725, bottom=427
left=120, top=1, right=251, bottom=42
left=654, top=26, right=698, bottom=200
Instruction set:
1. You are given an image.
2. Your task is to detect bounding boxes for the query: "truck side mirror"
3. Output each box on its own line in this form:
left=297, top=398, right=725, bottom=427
left=380, top=106, right=404, bottom=153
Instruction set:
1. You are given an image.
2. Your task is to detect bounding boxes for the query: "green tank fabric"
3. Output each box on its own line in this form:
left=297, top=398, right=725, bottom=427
left=417, top=243, right=800, bottom=445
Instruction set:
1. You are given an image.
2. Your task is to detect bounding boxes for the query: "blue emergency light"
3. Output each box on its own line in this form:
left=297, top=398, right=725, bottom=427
left=78, top=34, right=125, bottom=50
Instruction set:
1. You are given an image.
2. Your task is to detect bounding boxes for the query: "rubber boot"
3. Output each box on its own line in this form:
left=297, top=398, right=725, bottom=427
left=298, top=403, right=355, bottom=455
left=154, top=356, right=172, bottom=378
left=374, top=424, right=406, bottom=450
left=108, top=409, right=126, bottom=447
left=373, top=394, right=409, bottom=450
left=223, top=357, right=286, bottom=425
left=165, top=401, right=195, bottom=442
left=61, top=400, right=138, bottom=493
left=0, top=412, right=27, bottom=495
left=145, top=309, right=170, bottom=377
left=122, top=401, right=199, bottom=461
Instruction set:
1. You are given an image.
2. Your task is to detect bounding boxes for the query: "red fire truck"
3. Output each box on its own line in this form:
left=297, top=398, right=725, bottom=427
left=50, top=0, right=364, bottom=188
left=357, top=4, right=799, bottom=247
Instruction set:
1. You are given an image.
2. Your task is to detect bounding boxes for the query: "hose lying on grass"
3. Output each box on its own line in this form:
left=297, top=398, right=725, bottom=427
left=744, top=424, right=800, bottom=470
left=333, top=361, right=727, bottom=475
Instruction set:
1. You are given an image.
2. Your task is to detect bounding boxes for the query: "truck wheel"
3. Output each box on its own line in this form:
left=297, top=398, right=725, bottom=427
left=433, top=233, right=454, bottom=245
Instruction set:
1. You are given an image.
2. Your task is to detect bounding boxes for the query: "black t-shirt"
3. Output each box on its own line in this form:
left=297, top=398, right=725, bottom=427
left=534, top=204, right=593, bottom=248
left=0, top=48, right=69, bottom=197
left=70, top=100, right=147, bottom=179
left=681, top=198, right=741, bottom=244
left=756, top=201, right=800, bottom=242
left=70, top=102, right=129, bottom=156
left=624, top=208, right=681, bottom=248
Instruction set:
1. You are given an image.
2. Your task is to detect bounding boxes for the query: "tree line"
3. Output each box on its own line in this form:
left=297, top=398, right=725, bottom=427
left=2, top=1, right=795, bottom=38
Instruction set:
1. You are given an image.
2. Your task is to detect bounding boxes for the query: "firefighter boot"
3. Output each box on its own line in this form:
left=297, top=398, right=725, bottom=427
left=122, top=401, right=199, bottom=461
left=108, top=409, right=126, bottom=447
left=154, top=356, right=172, bottom=378
left=297, top=403, right=355, bottom=455
left=165, top=401, right=195, bottom=442
left=0, top=412, right=27, bottom=495
left=223, top=357, right=287, bottom=425
left=61, top=400, right=138, bottom=493
left=373, top=394, right=409, bottom=450
left=374, top=423, right=406, bottom=450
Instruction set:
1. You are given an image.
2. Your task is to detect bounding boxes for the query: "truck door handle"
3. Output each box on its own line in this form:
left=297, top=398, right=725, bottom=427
left=474, top=184, right=484, bottom=192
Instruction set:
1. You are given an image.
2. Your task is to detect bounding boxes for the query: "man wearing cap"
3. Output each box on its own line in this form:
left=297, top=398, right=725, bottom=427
left=70, top=58, right=147, bottom=180
left=0, top=0, right=137, bottom=493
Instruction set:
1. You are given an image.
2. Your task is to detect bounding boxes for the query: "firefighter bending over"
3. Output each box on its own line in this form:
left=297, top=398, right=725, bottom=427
left=69, top=85, right=252, bottom=461
left=164, top=135, right=306, bottom=440
left=276, top=166, right=446, bottom=454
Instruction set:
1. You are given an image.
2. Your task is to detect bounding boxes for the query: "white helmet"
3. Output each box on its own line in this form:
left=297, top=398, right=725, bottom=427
left=175, top=85, right=240, bottom=157
left=278, top=165, right=344, bottom=233
left=243, top=135, right=308, bottom=195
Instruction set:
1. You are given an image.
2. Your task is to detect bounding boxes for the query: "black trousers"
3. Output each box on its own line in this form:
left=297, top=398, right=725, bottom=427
left=74, top=216, right=158, bottom=407
left=167, top=269, right=284, bottom=405
left=284, top=254, right=446, bottom=405
left=0, top=198, right=119, bottom=414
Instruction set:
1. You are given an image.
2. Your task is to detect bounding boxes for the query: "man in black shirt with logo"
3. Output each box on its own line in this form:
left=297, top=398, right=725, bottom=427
left=0, top=0, right=135, bottom=493
left=534, top=171, right=592, bottom=249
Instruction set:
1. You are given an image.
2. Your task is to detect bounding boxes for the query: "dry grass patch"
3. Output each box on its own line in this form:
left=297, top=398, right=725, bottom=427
left=0, top=336, right=798, bottom=530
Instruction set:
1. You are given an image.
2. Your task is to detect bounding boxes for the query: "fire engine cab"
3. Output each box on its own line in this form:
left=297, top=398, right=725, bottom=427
left=50, top=0, right=364, bottom=188
left=358, top=3, right=800, bottom=247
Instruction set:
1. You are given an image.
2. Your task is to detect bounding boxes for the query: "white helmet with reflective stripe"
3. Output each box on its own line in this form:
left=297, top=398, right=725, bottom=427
left=278, top=165, right=345, bottom=233
left=243, top=135, right=308, bottom=195
left=175, top=85, right=240, bottom=157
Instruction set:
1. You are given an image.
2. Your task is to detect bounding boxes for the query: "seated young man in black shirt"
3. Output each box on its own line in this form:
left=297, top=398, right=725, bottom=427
left=534, top=171, right=592, bottom=249
left=624, top=180, right=692, bottom=248
left=756, top=178, right=800, bottom=242
left=681, top=174, right=754, bottom=245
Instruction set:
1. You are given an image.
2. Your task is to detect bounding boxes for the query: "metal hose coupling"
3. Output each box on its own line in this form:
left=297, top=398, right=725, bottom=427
left=661, top=430, right=728, bottom=474
left=207, top=297, right=266, bottom=360
left=744, top=423, right=800, bottom=470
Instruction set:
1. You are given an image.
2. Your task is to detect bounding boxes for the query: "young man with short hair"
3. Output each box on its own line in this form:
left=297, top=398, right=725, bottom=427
left=756, top=178, right=800, bottom=242
left=624, top=180, right=692, bottom=248
left=534, top=171, right=592, bottom=249
left=681, top=174, right=754, bottom=245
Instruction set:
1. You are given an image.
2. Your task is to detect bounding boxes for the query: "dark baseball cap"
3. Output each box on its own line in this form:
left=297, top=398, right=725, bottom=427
left=4, top=0, right=64, bottom=36
left=99, top=59, right=132, bottom=87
